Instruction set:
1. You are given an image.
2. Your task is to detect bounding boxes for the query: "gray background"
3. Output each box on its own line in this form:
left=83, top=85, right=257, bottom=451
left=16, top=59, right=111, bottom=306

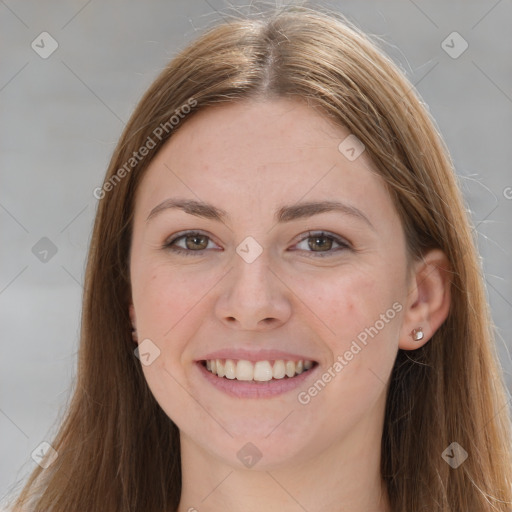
left=1, top=0, right=511, bottom=503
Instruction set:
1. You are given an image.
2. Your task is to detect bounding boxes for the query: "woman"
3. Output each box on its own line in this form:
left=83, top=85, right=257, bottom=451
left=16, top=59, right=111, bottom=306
left=9, top=5, right=512, bottom=511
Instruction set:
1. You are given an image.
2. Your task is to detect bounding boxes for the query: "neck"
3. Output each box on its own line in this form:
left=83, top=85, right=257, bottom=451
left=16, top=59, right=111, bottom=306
left=176, top=404, right=391, bottom=512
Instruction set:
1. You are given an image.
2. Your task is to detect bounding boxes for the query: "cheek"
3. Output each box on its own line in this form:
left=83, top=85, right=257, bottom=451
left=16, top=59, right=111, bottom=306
left=133, top=263, right=211, bottom=338
left=131, top=263, right=206, bottom=392
left=292, top=269, right=402, bottom=435
left=294, top=264, right=402, bottom=383
left=299, top=264, right=402, bottom=338
left=132, top=262, right=226, bottom=394
left=133, top=265, right=212, bottom=420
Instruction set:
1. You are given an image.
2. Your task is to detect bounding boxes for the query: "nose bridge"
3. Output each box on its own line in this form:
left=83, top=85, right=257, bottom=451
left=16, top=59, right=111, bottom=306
left=230, top=239, right=273, bottom=298
left=215, top=237, right=290, bottom=329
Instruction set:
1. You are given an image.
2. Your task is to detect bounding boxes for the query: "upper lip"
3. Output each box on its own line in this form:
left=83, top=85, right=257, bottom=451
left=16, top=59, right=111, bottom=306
left=197, top=348, right=317, bottom=363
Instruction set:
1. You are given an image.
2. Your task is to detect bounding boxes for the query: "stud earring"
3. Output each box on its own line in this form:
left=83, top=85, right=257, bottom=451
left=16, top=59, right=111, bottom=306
left=411, top=327, right=424, bottom=341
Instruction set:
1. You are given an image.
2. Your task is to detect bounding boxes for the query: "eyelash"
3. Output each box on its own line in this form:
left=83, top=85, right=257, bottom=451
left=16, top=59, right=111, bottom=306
left=163, top=230, right=351, bottom=258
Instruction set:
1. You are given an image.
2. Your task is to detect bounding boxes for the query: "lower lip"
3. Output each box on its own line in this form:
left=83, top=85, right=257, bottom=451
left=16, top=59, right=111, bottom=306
left=195, top=361, right=319, bottom=399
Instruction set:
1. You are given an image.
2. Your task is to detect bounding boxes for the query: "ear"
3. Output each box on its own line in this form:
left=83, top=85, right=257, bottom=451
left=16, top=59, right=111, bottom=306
left=399, top=249, right=451, bottom=350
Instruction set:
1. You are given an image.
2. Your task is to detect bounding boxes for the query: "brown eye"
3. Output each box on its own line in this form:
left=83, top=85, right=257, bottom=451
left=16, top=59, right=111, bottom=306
left=164, top=231, right=216, bottom=256
left=183, top=234, right=209, bottom=250
left=293, top=231, right=351, bottom=257
left=164, top=230, right=351, bottom=258
left=308, top=234, right=334, bottom=252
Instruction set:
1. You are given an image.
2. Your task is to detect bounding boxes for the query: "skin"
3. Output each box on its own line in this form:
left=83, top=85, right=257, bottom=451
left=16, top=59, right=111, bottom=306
left=128, top=98, right=451, bottom=512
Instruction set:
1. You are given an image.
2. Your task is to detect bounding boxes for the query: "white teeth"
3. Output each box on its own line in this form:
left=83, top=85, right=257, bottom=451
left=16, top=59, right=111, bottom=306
left=216, top=359, right=225, bottom=378
left=236, top=360, right=253, bottom=381
left=273, top=360, right=286, bottom=379
left=204, top=358, right=315, bottom=380
left=224, top=359, right=236, bottom=379
left=285, top=361, right=295, bottom=378
left=254, top=361, right=273, bottom=381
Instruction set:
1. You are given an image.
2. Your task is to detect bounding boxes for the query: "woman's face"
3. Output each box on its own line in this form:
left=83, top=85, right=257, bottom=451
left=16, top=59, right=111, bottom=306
left=129, top=98, right=411, bottom=470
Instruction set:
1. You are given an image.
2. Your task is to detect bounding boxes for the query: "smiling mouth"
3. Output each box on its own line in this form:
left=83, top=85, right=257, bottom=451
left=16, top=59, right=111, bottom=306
left=201, top=359, right=318, bottom=381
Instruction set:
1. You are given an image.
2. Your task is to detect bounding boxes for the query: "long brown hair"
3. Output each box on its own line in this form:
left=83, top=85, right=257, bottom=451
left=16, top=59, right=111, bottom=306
left=9, top=5, right=512, bottom=511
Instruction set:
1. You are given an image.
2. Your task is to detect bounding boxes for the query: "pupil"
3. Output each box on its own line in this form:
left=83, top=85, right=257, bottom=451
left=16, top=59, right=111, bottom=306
left=311, top=235, right=331, bottom=251
left=187, top=235, right=206, bottom=249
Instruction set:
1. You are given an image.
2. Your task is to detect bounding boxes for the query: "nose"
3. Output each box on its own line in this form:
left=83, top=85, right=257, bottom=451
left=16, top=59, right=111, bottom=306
left=214, top=249, right=292, bottom=331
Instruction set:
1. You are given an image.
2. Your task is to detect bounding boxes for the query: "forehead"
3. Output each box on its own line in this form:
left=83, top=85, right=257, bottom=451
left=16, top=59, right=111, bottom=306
left=134, top=98, right=396, bottom=227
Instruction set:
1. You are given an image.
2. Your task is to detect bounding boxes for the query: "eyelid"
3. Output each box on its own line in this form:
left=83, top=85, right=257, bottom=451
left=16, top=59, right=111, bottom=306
left=163, top=229, right=220, bottom=251
left=293, top=230, right=351, bottom=247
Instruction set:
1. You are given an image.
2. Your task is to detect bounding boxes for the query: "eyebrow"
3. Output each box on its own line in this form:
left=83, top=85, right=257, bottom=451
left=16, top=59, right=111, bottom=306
left=146, top=198, right=375, bottom=230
